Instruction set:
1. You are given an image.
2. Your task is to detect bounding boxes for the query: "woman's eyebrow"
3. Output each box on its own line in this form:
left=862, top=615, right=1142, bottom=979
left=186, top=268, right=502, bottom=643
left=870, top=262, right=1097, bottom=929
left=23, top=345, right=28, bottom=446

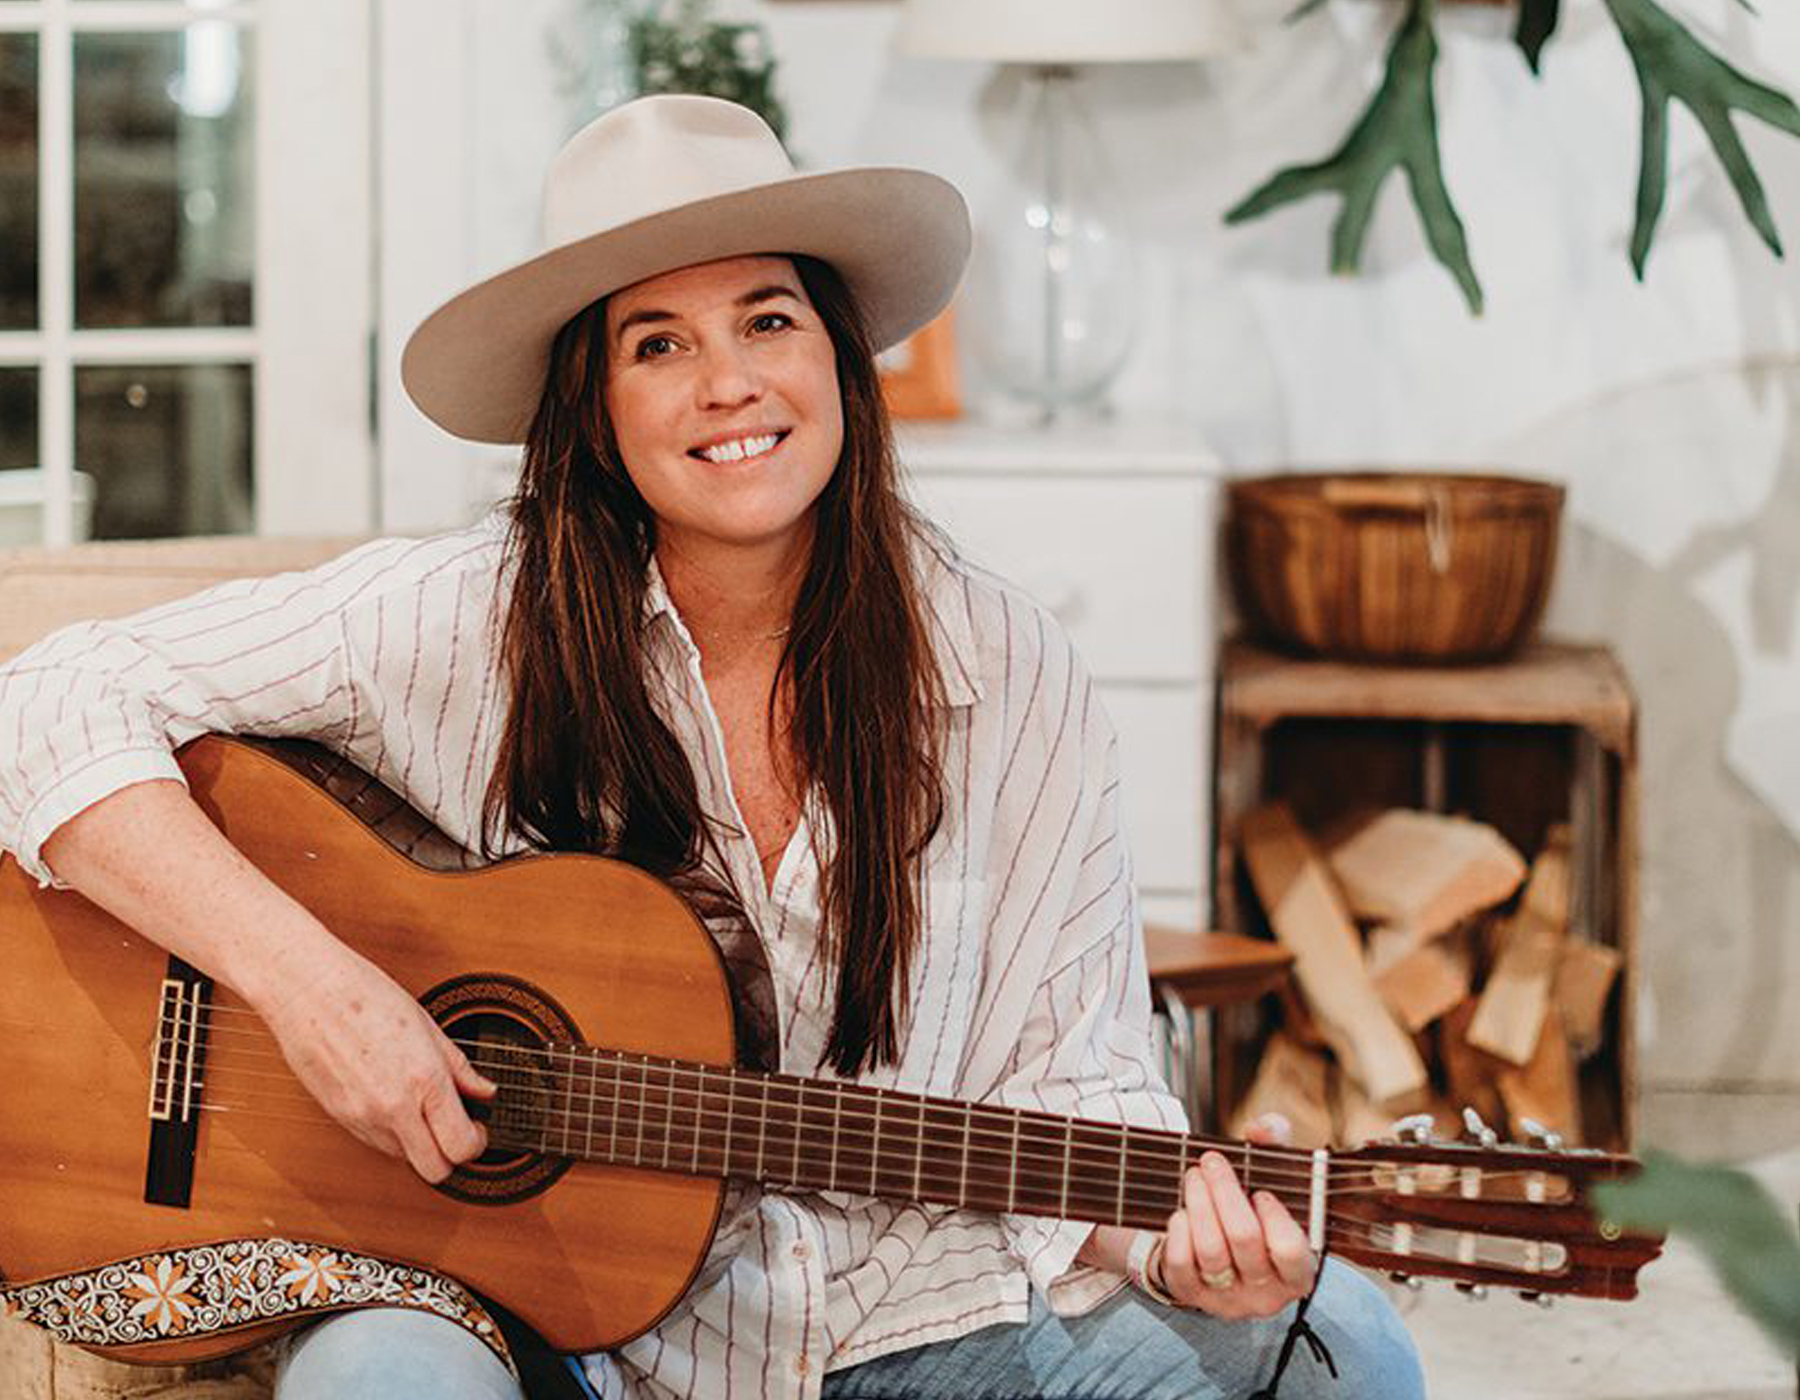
left=612, top=284, right=804, bottom=346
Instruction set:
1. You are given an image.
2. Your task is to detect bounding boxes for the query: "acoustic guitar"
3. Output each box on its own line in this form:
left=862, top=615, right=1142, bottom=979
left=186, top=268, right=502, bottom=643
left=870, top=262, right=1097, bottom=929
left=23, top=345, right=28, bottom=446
left=0, top=736, right=1662, bottom=1364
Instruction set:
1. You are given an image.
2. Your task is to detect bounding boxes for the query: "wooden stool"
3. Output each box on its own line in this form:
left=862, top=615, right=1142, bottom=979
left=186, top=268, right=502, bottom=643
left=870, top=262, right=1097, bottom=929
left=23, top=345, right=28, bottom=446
left=1144, top=927, right=1293, bottom=1130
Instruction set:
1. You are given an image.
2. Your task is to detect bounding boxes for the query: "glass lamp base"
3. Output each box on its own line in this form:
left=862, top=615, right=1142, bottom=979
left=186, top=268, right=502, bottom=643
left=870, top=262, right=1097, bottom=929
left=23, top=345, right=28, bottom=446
left=964, top=67, right=1137, bottom=423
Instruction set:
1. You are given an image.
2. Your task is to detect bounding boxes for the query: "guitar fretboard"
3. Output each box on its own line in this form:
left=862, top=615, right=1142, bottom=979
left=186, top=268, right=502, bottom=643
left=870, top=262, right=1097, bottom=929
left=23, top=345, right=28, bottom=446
left=479, top=1043, right=1319, bottom=1232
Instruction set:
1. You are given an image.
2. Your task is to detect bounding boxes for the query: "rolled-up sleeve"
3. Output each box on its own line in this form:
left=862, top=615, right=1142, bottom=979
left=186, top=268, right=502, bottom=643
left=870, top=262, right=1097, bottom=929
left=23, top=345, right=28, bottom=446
left=0, top=537, right=419, bottom=887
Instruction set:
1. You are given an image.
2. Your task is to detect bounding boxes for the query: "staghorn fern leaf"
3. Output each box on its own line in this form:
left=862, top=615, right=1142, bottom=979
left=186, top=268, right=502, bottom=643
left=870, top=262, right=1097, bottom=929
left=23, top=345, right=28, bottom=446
left=1226, top=0, right=1483, bottom=313
left=1601, top=0, right=1800, bottom=276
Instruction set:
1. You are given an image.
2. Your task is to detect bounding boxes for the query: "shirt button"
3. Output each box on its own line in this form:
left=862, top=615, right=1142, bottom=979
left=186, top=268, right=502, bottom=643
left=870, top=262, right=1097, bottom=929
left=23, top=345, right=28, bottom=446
left=791, top=1241, right=811, bottom=1262
left=794, top=1356, right=811, bottom=1377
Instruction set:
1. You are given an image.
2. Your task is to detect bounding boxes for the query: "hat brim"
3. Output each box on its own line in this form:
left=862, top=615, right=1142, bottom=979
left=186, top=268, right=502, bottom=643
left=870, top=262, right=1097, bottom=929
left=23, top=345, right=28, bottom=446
left=400, top=166, right=971, bottom=445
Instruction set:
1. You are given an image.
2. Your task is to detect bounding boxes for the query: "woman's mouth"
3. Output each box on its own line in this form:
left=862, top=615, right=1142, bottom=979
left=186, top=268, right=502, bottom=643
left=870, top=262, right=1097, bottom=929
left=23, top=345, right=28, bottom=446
left=690, top=430, right=790, bottom=465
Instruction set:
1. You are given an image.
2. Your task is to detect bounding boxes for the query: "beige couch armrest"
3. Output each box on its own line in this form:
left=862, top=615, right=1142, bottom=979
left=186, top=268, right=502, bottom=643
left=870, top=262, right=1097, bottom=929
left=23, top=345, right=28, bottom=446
left=0, top=536, right=372, bottom=664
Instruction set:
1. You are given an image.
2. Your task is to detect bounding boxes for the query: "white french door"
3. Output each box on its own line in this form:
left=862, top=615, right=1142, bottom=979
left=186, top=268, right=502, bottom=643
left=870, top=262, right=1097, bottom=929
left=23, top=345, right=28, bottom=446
left=0, top=0, right=371, bottom=545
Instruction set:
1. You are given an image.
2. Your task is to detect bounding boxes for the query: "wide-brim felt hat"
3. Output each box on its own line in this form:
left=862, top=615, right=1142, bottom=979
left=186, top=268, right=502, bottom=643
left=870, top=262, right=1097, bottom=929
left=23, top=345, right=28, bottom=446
left=401, top=94, right=972, bottom=445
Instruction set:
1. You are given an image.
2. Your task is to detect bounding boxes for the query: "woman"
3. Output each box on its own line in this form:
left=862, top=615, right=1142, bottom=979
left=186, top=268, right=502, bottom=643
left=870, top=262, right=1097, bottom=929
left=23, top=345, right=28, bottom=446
left=0, top=96, right=1422, bottom=1400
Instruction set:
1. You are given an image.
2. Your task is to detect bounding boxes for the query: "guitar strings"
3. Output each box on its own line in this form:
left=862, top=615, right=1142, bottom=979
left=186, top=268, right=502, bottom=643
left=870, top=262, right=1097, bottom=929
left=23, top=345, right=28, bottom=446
left=180, top=1058, right=1567, bottom=1210
left=173, top=1092, right=1402, bottom=1252
left=171, top=1013, right=1407, bottom=1187
left=176, top=1029, right=1398, bottom=1196
left=152, top=1011, right=1593, bottom=1202
left=166, top=1013, right=1577, bottom=1196
left=173, top=1097, right=1544, bottom=1284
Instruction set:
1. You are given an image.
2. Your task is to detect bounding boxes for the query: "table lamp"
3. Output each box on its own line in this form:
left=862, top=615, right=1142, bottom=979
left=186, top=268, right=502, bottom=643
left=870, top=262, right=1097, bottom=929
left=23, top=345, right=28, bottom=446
left=894, top=0, right=1245, bottom=423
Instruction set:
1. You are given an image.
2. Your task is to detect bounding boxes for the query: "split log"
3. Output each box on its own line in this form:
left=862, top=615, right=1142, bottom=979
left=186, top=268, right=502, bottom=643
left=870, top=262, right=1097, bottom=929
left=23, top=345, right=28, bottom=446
left=1555, top=938, right=1622, bottom=1049
left=1228, top=1033, right=1334, bottom=1149
left=1440, top=999, right=1509, bottom=1135
left=1466, top=827, right=1573, bottom=1066
left=1327, top=809, right=1527, bottom=939
left=1497, top=1011, right=1582, bottom=1142
left=1373, top=939, right=1470, bottom=1032
left=1240, top=804, right=1427, bottom=1105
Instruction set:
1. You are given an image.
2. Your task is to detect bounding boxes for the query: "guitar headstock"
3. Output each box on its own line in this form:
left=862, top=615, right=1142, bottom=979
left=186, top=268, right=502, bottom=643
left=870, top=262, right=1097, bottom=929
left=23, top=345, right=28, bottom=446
left=1330, top=1112, right=1664, bottom=1302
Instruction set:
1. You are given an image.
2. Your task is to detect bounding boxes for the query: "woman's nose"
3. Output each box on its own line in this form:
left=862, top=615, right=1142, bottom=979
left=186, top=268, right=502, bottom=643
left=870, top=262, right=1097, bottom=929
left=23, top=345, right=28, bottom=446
left=696, top=341, right=760, bottom=409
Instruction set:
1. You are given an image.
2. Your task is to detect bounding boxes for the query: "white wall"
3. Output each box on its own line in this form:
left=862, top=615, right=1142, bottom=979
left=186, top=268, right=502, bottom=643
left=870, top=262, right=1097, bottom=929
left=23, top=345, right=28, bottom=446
left=378, top=0, right=1800, bottom=1136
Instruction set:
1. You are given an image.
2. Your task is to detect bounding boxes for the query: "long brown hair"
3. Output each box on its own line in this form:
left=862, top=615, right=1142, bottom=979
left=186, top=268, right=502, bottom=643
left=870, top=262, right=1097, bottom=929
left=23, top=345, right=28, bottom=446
left=483, top=255, right=946, bottom=1077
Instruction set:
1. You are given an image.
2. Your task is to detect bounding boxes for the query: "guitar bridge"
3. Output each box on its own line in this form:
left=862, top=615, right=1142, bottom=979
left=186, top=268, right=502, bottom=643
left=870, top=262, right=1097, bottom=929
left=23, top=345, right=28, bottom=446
left=144, top=957, right=213, bottom=1207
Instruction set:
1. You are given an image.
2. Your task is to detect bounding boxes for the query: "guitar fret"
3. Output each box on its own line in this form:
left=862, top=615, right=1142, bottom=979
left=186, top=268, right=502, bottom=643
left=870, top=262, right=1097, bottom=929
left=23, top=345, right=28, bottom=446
left=554, top=1043, right=568, bottom=1151
left=828, top=1083, right=842, bottom=1193
left=1115, top=1124, right=1130, bottom=1225
left=722, top=1068, right=737, bottom=1178
left=754, top=1075, right=768, bottom=1181
left=605, top=1052, right=619, bottom=1163
left=1059, top=1119, right=1073, bottom=1218
left=1006, top=1112, right=1020, bottom=1213
left=869, top=1090, right=882, bottom=1196
left=911, top=1095, right=925, bottom=1202
left=634, top=1056, right=648, bottom=1169
left=661, top=1061, right=675, bottom=1170
left=583, top=1047, right=597, bottom=1162
left=791, top=1081, right=805, bottom=1188
left=959, top=1102, right=972, bottom=1210
left=692, top=1065, right=705, bottom=1174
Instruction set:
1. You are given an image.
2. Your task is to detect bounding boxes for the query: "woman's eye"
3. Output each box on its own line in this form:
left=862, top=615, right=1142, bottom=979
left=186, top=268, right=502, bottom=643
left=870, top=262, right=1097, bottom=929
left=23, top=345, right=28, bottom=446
left=634, top=334, right=677, bottom=360
left=750, top=312, right=793, bottom=334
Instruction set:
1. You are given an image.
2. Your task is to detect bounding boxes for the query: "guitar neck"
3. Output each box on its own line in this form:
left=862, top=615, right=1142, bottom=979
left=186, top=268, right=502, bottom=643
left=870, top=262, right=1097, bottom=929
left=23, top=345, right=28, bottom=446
left=481, top=1043, right=1294, bottom=1233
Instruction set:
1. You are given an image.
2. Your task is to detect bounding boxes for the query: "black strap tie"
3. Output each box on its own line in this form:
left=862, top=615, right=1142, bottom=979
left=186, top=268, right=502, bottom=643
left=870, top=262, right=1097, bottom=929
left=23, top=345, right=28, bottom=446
left=1246, top=1247, right=1338, bottom=1400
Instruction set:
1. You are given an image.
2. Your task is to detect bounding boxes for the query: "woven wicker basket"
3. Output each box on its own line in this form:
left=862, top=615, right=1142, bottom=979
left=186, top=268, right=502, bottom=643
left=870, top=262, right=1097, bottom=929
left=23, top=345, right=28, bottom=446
left=1227, top=471, right=1564, bottom=663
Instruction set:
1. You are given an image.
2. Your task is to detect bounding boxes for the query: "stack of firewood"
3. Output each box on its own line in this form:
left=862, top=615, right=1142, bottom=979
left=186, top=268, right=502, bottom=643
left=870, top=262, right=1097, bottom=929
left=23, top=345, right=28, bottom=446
left=1227, top=804, right=1622, bottom=1149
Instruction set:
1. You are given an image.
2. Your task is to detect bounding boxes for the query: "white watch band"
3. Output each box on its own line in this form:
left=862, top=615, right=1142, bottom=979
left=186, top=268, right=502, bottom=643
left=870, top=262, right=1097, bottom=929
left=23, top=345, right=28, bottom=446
left=1126, top=1230, right=1178, bottom=1306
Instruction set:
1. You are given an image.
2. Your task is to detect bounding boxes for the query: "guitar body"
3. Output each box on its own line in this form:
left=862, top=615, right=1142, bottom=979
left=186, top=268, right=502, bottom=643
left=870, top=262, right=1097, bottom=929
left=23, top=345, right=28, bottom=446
left=0, top=735, right=734, bottom=1360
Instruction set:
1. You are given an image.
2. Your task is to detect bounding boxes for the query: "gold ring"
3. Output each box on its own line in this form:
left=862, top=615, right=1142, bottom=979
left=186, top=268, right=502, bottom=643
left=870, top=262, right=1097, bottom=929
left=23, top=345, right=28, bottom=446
left=1201, top=1266, right=1238, bottom=1291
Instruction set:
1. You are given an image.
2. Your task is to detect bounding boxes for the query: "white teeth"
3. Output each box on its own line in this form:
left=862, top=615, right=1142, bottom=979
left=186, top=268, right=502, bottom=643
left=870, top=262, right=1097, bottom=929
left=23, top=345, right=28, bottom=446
left=699, top=433, right=780, bottom=464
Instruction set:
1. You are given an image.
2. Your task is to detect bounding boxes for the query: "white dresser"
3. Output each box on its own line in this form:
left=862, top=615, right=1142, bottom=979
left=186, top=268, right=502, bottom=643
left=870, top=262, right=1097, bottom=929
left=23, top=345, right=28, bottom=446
left=897, top=420, right=1227, bottom=928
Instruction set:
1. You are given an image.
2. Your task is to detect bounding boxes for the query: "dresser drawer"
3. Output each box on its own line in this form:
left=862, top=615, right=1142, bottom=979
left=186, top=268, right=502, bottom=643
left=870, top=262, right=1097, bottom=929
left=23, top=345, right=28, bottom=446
left=905, top=475, right=1209, bottom=684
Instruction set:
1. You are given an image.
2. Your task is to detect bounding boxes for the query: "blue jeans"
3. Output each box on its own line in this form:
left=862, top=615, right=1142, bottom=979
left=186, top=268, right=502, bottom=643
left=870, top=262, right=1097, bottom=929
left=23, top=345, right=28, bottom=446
left=274, top=1260, right=1422, bottom=1400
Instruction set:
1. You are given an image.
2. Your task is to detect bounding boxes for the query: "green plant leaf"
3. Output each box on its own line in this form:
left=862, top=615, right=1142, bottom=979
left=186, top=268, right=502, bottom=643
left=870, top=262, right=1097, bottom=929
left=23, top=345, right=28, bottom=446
left=1225, top=0, right=1484, bottom=314
left=1284, top=0, right=1333, bottom=24
left=1592, top=1150, right=1800, bottom=1356
left=1602, top=0, right=1800, bottom=276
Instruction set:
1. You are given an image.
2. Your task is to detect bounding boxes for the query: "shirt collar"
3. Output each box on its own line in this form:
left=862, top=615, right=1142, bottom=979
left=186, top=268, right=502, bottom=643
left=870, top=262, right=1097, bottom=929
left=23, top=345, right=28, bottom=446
left=640, top=540, right=984, bottom=710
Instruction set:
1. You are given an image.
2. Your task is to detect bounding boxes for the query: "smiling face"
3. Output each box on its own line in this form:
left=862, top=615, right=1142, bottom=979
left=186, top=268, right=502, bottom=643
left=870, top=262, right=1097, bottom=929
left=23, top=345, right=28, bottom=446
left=602, top=254, right=844, bottom=566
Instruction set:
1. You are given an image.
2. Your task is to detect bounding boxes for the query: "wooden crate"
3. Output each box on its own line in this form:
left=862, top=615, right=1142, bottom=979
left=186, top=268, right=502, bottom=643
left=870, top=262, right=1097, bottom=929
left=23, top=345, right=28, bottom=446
left=1210, top=639, right=1639, bottom=1148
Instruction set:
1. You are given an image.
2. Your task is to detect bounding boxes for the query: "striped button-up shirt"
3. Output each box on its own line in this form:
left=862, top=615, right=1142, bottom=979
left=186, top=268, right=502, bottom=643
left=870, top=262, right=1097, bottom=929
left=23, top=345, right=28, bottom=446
left=0, top=512, right=1186, bottom=1400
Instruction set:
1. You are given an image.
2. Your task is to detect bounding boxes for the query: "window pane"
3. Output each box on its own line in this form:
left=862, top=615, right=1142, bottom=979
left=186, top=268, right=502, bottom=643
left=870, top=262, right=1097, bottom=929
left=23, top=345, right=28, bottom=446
left=0, top=35, right=36, bottom=329
left=77, top=364, right=252, bottom=538
left=74, top=27, right=254, bottom=329
left=0, top=366, right=36, bottom=469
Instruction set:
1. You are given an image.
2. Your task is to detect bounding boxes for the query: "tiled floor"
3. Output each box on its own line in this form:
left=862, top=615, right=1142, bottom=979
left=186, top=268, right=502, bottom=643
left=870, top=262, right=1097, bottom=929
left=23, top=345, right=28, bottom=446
left=1399, top=1142, right=1799, bottom=1398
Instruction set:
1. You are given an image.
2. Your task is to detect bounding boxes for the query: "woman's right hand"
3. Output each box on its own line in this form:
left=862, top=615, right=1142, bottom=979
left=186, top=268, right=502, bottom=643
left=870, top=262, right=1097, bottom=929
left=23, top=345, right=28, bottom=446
left=251, top=935, right=496, bottom=1183
left=41, top=778, right=496, bottom=1183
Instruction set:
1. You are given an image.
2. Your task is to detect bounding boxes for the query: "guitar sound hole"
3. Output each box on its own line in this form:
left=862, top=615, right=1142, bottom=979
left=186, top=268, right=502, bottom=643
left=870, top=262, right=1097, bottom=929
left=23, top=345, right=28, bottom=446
left=448, top=1010, right=557, bottom=1169
left=422, top=973, right=581, bottom=1206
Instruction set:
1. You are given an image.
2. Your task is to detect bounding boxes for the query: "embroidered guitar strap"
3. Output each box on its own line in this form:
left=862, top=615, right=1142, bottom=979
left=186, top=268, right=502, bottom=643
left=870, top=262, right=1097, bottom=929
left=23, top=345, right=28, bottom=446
left=0, top=1236, right=517, bottom=1376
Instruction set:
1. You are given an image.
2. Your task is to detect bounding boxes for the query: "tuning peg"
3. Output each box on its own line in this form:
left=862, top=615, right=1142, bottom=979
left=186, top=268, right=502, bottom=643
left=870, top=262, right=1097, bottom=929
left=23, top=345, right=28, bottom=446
left=1517, top=1290, right=1554, bottom=1309
left=1454, top=1282, right=1489, bottom=1301
left=1518, top=1118, right=1564, bottom=1152
left=1390, top=1113, right=1435, bottom=1145
left=1460, top=1108, right=1500, bottom=1149
left=1388, top=1272, right=1424, bottom=1291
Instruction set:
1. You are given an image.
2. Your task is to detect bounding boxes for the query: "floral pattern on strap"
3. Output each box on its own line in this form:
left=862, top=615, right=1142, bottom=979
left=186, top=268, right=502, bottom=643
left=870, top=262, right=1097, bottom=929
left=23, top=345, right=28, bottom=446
left=0, top=1237, right=516, bottom=1375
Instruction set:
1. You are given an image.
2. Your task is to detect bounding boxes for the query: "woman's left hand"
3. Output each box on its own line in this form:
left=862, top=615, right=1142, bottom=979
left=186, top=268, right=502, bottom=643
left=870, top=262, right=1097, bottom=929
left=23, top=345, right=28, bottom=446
left=1154, top=1116, right=1316, bottom=1319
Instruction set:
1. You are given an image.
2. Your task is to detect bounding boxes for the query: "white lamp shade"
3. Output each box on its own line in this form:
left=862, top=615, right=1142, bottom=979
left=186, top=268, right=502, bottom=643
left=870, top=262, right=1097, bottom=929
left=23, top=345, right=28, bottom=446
left=893, top=0, right=1246, bottom=64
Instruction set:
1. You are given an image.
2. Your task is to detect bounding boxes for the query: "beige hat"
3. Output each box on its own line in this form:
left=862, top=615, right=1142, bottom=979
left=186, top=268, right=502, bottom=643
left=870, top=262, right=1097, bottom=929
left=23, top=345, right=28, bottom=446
left=401, top=94, right=972, bottom=445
